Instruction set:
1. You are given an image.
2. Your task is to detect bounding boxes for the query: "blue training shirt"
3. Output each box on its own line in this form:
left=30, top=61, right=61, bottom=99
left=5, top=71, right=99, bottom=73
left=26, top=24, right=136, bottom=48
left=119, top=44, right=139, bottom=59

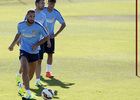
left=17, top=21, right=48, bottom=54
left=24, top=11, right=48, bottom=50
left=41, top=7, right=65, bottom=36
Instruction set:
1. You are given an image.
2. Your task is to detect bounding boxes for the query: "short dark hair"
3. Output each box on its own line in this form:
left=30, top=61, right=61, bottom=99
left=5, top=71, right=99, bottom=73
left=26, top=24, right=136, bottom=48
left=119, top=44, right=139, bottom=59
left=35, top=0, right=44, bottom=4
left=27, top=9, right=35, bottom=15
left=48, top=0, right=56, bottom=3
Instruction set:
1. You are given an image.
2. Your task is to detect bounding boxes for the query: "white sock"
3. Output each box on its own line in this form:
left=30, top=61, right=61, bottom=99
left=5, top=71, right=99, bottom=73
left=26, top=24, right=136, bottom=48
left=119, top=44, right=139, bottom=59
left=36, top=78, right=40, bottom=83
left=17, top=72, right=22, bottom=76
left=46, top=64, right=52, bottom=72
left=26, top=90, right=31, bottom=95
left=20, top=83, right=25, bottom=88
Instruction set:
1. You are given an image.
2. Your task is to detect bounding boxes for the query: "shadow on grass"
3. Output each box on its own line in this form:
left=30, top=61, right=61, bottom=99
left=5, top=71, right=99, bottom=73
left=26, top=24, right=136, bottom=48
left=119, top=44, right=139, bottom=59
left=30, top=76, right=75, bottom=99
left=40, top=76, right=75, bottom=89
left=22, top=97, right=36, bottom=100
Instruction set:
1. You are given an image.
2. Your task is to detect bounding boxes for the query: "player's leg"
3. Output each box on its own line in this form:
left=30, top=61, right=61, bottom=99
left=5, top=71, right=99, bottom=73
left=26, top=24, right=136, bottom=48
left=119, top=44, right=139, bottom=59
left=19, top=66, right=37, bottom=99
left=21, top=56, right=30, bottom=90
left=47, top=53, right=53, bottom=65
left=35, top=44, right=46, bottom=86
left=36, top=59, right=42, bottom=80
left=18, top=61, right=37, bottom=96
left=16, top=37, right=22, bottom=85
left=47, top=53, right=53, bottom=70
left=16, top=66, right=22, bottom=85
left=21, top=52, right=38, bottom=99
left=28, top=52, right=40, bottom=81
left=28, top=61, right=37, bottom=80
left=18, top=56, right=30, bottom=96
left=18, top=50, right=29, bottom=96
left=46, top=53, right=54, bottom=77
left=45, top=39, right=55, bottom=77
left=19, top=66, right=22, bottom=73
left=36, top=44, right=44, bottom=80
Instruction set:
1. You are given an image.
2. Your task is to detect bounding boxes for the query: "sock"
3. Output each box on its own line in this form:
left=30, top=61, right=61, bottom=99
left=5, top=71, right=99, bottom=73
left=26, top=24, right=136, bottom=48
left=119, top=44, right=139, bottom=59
left=20, top=83, right=25, bottom=88
left=36, top=78, right=40, bottom=83
left=26, top=90, right=31, bottom=95
left=17, top=72, right=22, bottom=76
left=46, top=64, right=52, bottom=72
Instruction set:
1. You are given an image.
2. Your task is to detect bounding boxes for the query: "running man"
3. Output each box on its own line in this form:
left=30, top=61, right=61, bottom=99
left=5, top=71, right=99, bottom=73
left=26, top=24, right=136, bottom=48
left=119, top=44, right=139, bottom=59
left=16, top=0, right=51, bottom=86
left=8, top=9, right=49, bottom=99
left=42, top=0, right=66, bottom=77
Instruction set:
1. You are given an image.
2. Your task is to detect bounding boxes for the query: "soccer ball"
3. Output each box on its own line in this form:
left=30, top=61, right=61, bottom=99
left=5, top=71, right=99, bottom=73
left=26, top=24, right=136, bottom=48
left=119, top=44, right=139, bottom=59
left=41, top=88, right=54, bottom=100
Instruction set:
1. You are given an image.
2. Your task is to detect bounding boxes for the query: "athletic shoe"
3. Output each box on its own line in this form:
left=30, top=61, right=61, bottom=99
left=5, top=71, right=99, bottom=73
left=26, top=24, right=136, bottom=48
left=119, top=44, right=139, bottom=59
left=46, top=72, right=54, bottom=77
left=16, top=75, right=21, bottom=86
left=35, top=81, right=46, bottom=86
left=18, top=84, right=25, bottom=96
left=22, top=92, right=37, bottom=99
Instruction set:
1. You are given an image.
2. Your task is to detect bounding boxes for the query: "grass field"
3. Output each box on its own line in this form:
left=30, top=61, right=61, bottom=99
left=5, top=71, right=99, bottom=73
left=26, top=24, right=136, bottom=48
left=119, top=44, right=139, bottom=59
left=0, top=0, right=140, bottom=100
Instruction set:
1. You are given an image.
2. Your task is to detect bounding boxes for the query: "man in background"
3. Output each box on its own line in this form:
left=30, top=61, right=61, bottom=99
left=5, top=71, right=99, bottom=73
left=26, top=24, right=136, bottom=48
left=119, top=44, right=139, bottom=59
left=42, top=0, right=66, bottom=77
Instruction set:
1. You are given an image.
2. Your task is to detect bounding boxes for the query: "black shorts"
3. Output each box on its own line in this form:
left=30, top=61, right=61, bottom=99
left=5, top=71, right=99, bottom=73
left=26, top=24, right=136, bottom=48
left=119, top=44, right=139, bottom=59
left=44, top=38, right=55, bottom=54
left=19, top=50, right=39, bottom=63
left=39, top=43, right=44, bottom=60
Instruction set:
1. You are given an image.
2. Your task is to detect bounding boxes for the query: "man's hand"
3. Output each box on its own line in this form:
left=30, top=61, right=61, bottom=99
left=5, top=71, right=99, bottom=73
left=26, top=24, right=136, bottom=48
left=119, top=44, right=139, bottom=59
left=49, top=22, right=66, bottom=38
left=47, top=40, right=51, bottom=48
left=8, top=45, right=14, bottom=51
left=32, top=44, right=38, bottom=51
left=8, top=33, right=21, bottom=51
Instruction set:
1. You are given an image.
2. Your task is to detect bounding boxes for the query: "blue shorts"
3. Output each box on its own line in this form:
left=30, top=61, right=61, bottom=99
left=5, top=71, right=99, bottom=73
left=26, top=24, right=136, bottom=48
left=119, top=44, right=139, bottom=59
left=19, top=50, right=39, bottom=63
left=39, top=43, right=44, bottom=60
left=44, top=38, right=55, bottom=54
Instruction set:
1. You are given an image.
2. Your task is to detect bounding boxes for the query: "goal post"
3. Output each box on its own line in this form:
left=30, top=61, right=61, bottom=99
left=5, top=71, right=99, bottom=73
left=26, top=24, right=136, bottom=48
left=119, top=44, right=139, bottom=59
left=136, top=0, right=138, bottom=76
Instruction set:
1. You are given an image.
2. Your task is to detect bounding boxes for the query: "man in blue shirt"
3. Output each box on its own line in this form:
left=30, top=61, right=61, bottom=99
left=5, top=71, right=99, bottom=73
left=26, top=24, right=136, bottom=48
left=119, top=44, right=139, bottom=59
left=42, top=0, right=66, bottom=77
left=16, top=0, right=51, bottom=87
left=8, top=9, right=49, bottom=99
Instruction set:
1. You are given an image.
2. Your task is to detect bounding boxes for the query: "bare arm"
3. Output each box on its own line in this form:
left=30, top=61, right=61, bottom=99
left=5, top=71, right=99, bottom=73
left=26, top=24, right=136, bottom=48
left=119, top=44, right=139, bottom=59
left=32, top=35, right=49, bottom=51
left=8, top=33, right=21, bottom=51
left=50, top=22, right=66, bottom=38
left=45, top=27, right=51, bottom=48
left=17, top=36, right=21, bottom=46
left=45, top=27, right=49, bottom=33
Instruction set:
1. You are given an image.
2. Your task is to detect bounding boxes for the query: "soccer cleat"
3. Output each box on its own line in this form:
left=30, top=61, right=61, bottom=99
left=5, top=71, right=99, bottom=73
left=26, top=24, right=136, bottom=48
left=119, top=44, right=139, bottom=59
left=16, top=75, right=21, bottom=86
left=22, top=92, right=37, bottom=99
left=35, top=81, right=47, bottom=86
left=18, top=84, right=25, bottom=96
left=46, top=72, right=54, bottom=77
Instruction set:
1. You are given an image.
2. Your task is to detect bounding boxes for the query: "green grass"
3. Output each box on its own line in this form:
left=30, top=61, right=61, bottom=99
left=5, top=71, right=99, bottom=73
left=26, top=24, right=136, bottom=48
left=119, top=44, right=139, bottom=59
left=0, top=0, right=140, bottom=100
